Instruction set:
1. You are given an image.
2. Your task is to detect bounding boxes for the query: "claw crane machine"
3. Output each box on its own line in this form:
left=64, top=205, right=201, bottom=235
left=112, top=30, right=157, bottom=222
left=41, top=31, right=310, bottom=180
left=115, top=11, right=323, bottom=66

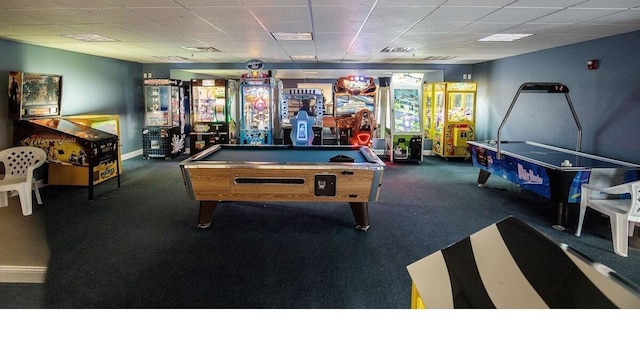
left=142, top=78, right=186, bottom=159
left=189, top=78, right=239, bottom=155
left=239, top=60, right=281, bottom=145
left=388, top=73, right=424, bottom=163
left=430, top=82, right=477, bottom=159
left=423, top=82, right=434, bottom=155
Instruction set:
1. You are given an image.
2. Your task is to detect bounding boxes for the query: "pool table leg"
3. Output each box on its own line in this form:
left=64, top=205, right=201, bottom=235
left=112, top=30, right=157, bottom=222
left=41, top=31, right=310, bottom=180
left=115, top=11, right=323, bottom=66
left=477, top=169, right=491, bottom=187
left=350, top=202, right=370, bottom=231
left=197, top=201, right=218, bottom=229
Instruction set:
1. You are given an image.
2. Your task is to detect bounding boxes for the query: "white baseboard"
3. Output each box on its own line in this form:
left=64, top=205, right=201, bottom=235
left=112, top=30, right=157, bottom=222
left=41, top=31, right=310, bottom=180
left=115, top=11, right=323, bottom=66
left=122, top=149, right=143, bottom=160
left=0, top=265, right=47, bottom=283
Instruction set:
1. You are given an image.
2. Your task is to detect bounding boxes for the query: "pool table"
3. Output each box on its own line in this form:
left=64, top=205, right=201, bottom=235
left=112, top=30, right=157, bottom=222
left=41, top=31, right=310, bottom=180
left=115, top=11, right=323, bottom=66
left=180, top=144, right=385, bottom=231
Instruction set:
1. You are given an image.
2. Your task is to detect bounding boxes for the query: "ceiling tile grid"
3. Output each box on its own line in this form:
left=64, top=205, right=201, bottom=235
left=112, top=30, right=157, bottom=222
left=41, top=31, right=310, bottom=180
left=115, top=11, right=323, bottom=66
left=0, top=0, right=639, bottom=77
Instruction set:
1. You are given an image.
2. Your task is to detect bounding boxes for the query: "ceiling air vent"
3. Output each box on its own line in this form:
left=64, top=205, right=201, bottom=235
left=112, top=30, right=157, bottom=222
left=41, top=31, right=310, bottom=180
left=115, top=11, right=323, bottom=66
left=380, top=47, right=412, bottom=53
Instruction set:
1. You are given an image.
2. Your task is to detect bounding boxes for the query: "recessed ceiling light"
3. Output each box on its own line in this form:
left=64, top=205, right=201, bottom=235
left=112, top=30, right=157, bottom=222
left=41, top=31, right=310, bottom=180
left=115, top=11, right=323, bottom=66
left=380, top=47, right=413, bottom=53
left=478, top=33, right=534, bottom=42
left=181, top=46, right=220, bottom=52
left=153, top=56, right=190, bottom=61
left=291, top=55, right=317, bottom=60
left=272, top=32, right=313, bottom=41
left=423, top=56, right=457, bottom=61
left=60, top=34, right=119, bottom=42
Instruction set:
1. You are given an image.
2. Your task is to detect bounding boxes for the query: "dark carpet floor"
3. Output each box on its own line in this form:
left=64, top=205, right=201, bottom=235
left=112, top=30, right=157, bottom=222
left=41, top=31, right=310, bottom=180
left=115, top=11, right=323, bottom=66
left=1, top=153, right=639, bottom=308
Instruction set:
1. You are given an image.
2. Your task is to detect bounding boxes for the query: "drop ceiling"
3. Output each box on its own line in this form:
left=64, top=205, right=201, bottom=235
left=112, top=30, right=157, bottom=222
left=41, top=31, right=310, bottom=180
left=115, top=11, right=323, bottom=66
left=1, top=0, right=640, bottom=79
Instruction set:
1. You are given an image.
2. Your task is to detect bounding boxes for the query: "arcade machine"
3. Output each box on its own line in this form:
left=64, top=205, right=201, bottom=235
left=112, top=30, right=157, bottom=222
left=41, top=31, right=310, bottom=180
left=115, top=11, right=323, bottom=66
left=375, top=77, right=392, bottom=157
left=9, top=71, right=120, bottom=200
left=422, top=82, right=434, bottom=155
left=239, top=72, right=280, bottom=145
left=430, top=82, right=476, bottom=159
left=142, top=78, right=186, bottom=159
left=388, top=73, right=424, bottom=163
left=333, top=75, right=377, bottom=148
left=64, top=114, right=123, bottom=174
left=189, top=78, right=238, bottom=155
left=279, top=88, right=324, bottom=145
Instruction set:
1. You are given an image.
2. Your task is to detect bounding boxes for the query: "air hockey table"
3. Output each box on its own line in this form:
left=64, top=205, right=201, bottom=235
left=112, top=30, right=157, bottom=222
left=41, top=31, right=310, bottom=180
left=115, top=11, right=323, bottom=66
left=468, top=140, right=640, bottom=229
left=180, top=144, right=385, bottom=231
left=468, top=82, right=640, bottom=230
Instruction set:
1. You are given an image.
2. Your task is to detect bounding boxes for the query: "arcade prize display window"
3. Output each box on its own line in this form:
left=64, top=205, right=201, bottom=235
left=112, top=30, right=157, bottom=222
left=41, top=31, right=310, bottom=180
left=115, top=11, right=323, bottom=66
left=189, top=78, right=238, bottom=155
left=142, top=78, right=186, bottom=159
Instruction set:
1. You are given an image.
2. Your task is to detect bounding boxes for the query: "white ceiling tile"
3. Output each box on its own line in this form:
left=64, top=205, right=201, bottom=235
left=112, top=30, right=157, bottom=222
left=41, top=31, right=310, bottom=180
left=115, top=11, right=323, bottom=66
left=310, top=5, right=375, bottom=22
left=309, top=0, right=376, bottom=5
left=534, top=8, right=628, bottom=23
left=260, top=21, right=313, bottom=33
left=425, top=6, right=502, bottom=23
left=409, top=20, right=468, bottom=33
left=442, top=0, right=514, bottom=5
left=360, top=21, right=413, bottom=35
left=367, top=6, right=438, bottom=23
left=507, top=0, right=583, bottom=7
left=0, top=0, right=53, bottom=10
left=106, top=0, right=181, bottom=7
left=572, top=0, right=640, bottom=9
left=249, top=5, right=311, bottom=21
left=453, top=22, right=519, bottom=34
left=45, top=0, right=115, bottom=7
left=586, top=8, right=640, bottom=23
left=480, top=7, right=562, bottom=23
left=313, top=22, right=361, bottom=34
left=0, top=0, right=639, bottom=71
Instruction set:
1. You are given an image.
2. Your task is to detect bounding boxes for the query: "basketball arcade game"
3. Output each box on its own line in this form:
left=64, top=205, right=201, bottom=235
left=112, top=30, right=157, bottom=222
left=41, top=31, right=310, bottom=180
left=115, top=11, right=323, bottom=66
left=142, top=78, right=186, bottom=159
left=333, top=75, right=377, bottom=149
left=388, top=73, right=424, bottom=163
left=189, top=78, right=239, bottom=155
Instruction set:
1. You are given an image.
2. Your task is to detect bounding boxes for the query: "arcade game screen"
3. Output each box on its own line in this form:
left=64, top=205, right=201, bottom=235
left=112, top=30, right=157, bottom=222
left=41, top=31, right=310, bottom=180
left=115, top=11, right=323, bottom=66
left=393, top=88, right=421, bottom=133
left=287, top=98, right=318, bottom=118
left=334, top=95, right=375, bottom=117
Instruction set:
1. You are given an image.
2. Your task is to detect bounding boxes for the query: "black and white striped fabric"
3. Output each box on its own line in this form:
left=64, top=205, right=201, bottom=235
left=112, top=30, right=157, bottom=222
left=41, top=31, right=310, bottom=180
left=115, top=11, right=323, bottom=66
left=407, top=216, right=640, bottom=308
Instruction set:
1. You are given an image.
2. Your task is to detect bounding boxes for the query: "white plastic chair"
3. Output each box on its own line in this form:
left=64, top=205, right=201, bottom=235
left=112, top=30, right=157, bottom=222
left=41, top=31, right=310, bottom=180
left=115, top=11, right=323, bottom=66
left=575, top=180, right=640, bottom=257
left=0, top=146, right=47, bottom=216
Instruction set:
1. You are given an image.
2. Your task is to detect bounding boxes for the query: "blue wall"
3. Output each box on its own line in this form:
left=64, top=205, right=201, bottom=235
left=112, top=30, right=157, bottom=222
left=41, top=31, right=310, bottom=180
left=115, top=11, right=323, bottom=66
left=472, top=30, right=640, bottom=164
left=0, top=39, right=144, bottom=153
left=3, top=29, right=639, bottom=164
